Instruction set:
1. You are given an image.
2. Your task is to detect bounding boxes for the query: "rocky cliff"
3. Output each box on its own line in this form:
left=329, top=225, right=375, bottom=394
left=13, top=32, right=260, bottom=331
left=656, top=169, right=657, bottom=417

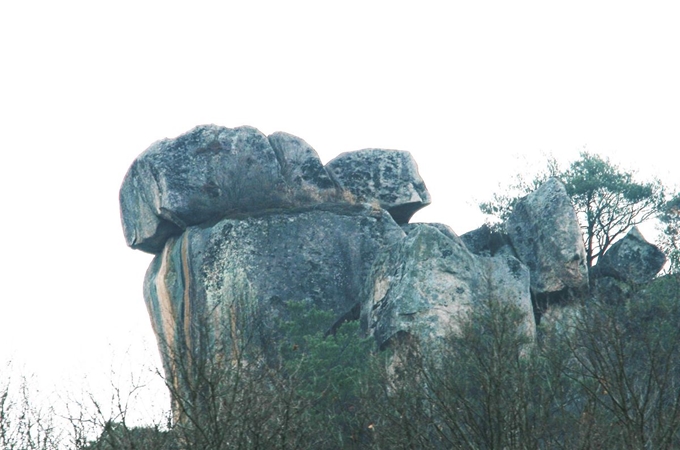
left=120, top=124, right=666, bottom=418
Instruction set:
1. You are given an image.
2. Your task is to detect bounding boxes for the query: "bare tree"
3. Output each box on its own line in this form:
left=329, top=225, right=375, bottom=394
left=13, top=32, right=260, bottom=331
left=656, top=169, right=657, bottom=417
left=0, top=364, right=62, bottom=450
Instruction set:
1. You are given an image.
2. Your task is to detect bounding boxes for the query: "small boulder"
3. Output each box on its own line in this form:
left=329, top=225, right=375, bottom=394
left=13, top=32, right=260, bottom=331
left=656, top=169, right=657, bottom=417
left=506, top=178, right=588, bottom=293
left=325, top=149, right=431, bottom=224
left=592, top=226, right=666, bottom=285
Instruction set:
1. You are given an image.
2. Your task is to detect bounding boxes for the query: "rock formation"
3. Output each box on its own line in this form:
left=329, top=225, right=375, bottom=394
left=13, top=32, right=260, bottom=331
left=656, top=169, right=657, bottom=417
left=144, top=205, right=405, bottom=362
left=362, top=223, right=533, bottom=350
left=121, top=125, right=461, bottom=415
left=506, top=178, right=589, bottom=294
left=592, top=226, right=667, bottom=285
left=589, top=226, right=667, bottom=304
left=120, top=124, right=667, bottom=420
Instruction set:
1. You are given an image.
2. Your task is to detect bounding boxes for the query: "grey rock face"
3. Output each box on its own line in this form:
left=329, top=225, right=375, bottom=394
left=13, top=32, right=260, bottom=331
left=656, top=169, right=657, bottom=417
left=325, top=149, right=431, bottom=224
left=121, top=125, right=287, bottom=253
left=506, top=178, right=588, bottom=293
left=144, top=205, right=405, bottom=395
left=362, top=223, right=534, bottom=350
left=593, top=226, right=666, bottom=285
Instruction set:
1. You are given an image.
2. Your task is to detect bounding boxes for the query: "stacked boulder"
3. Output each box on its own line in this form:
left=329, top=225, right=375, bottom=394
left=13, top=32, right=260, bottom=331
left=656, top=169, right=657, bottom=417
left=462, top=178, right=589, bottom=321
left=120, top=124, right=667, bottom=419
left=120, top=125, right=535, bottom=396
left=462, top=178, right=666, bottom=319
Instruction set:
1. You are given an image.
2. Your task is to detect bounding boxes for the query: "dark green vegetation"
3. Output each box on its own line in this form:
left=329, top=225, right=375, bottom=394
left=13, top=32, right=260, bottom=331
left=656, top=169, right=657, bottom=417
left=3, top=275, right=680, bottom=449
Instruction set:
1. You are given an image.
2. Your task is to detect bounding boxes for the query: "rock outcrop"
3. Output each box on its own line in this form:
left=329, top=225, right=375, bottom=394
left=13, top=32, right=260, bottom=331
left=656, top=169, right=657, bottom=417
left=144, top=205, right=405, bottom=402
left=121, top=125, right=437, bottom=414
left=120, top=124, right=668, bottom=422
left=506, top=178, right=589, bottom=294
left=362, top=223, right=534, bottom=350
left=144, top=204, right=405, bottom=356
left=592, top=226, right=667, bottom=285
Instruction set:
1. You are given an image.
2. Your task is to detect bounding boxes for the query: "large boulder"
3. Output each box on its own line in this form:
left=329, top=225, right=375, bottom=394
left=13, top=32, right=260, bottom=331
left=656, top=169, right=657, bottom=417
left=362, top=223, right=534, bottom=350
left=120, top=125, right=288, bottom=253
left=506, top=178, right=588, bottom=293
left=143, top=204, right=405, bottom=410
left=325, top=149, right=431, bottom=224
left=592, top=226, right=666, bottom=285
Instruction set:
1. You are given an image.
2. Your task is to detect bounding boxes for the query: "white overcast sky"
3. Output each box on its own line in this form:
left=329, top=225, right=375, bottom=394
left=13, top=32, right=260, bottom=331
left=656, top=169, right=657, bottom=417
left=1, top=1, right=679, bottom=399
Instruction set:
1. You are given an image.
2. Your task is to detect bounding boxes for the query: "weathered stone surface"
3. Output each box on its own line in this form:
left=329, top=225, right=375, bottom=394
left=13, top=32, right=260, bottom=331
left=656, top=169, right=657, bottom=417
left=482, top=253, right=536, bottom=338
left=121, top=125, right=287, bottom=253
left=461, top=223, right=513, bottom=257
left=144, top=205, right=405, bottom=398
left=539, top=302, right=582, bottom=336
left=590, top=276, right=634, bottom=304
left=592, top=226, right=666, bottom=285
left=267, top=132, right=339, bottom=200
left=119, top=162, right=183, bottom=253
left=506, top=178, right=588, bottom=293
left=362, top=223, right=534, bottom=350
left=401, top=222, right=458, bottom=241
left=325, top=149, right=431, bottom=224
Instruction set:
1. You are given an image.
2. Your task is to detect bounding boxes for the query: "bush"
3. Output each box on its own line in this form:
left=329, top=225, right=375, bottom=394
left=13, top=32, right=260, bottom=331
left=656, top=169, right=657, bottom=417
left=6, top=277, right=680, bottom=449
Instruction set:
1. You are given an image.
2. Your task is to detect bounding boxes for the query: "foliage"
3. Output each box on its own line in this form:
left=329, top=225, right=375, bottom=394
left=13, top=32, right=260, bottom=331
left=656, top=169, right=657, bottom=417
left=6, top=277, right=680, bottom=449
left=154, top=298, right=376, bottom=449
left=0, top=368, right=61, bottom=450
left=277, top=301, right=376, bottom=448
left=479, top=155, right=560, bottom=225
left=369, top=276, right=680, bottom=449
left=480, top=152, right=665, bottom=267
left=564, top=153, right=664, bottom=267
left=559, top=275, right=680, bottom=448
left=657, top=193, right=680, bottom=273
left=427, top=289, right=534, bottom=447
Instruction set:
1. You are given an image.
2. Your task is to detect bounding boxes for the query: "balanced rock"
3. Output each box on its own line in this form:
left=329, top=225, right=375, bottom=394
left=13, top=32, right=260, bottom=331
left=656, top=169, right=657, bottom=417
left=121, top=125, right=287, bottom=253
left=506, top=178, right=588, bottom=293
left=123, top=124, right=663, bottom=426
left=325, top=149, right=431, bottom=224
left=592, top=226, right=666, bottom=285
left=362, top=223, right=534, bottom=350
